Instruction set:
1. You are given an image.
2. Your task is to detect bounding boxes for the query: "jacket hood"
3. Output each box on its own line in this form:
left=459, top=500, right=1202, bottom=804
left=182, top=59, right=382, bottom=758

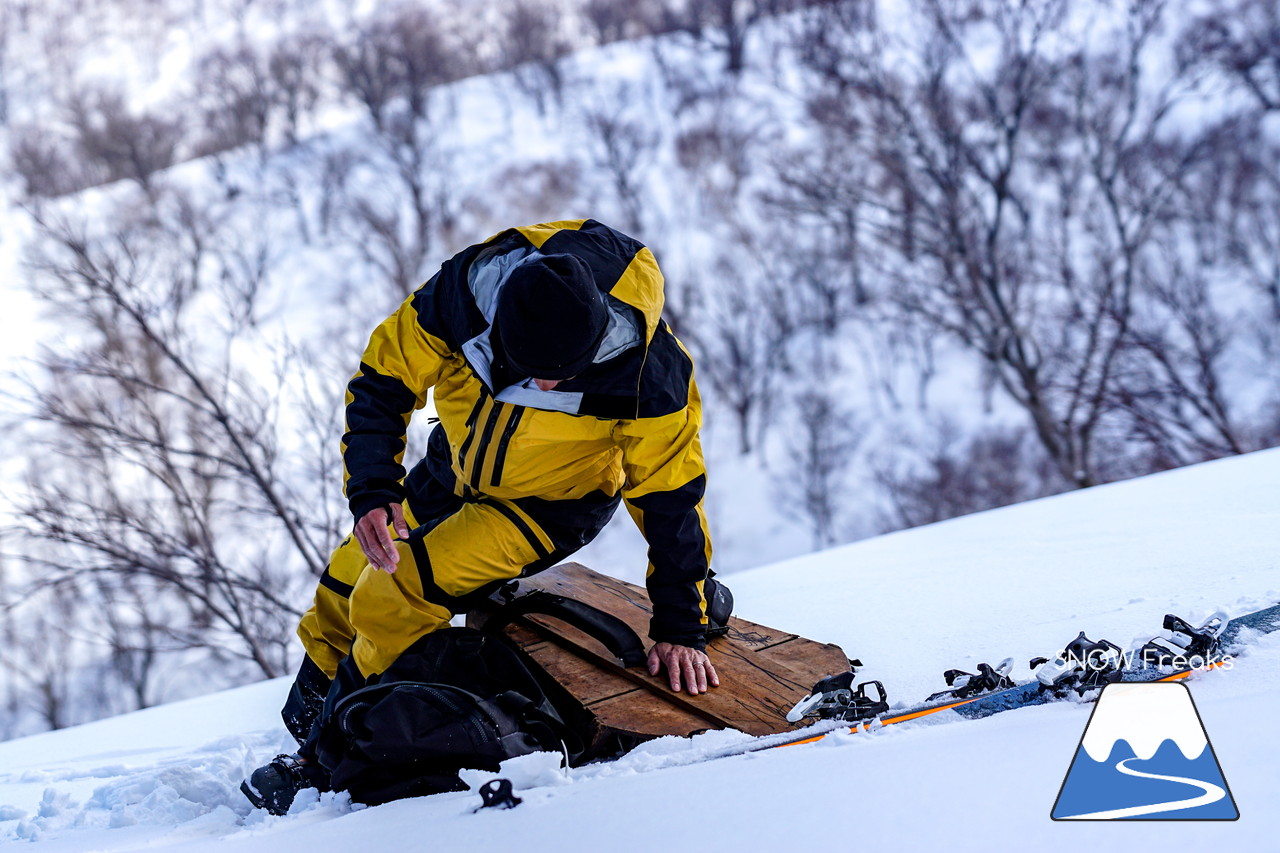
left=449, top=220, right=666, bottom=419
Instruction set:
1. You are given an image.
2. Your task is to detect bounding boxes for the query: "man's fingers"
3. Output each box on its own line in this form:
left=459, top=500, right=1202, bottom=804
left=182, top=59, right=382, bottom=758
left=649, top=644, right=719, bottom=695
left=357, top=524, right=387, bottom=570
left=680, top=655, right=698, bottom=694
left=389, top=504, right=411, bottom=539
left=375, top=523, right=399, bottom=566
left=355, top=509, right=400, bottom=572
left=668, top=653, right=683, bottom=691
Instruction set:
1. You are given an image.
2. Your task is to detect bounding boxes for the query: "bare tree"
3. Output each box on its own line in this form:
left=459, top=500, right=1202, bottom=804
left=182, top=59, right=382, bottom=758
left=193, top=44, right=273, bottom=156
left=874, top=422, right=1064, bottom=531
left=785, top=387, right=861, bottom=548
left=8, top=125, right=87, bottom=198
left=675, top=85, right=770, bottom=214
left=267, top=31, right=327, bottom=146
left=16, top=188, right=331, bottom=684
left=96, top=573, right=172, bottom=711
left=694, top=263, right=787, bottom=454
left=793, top=0, right=1265, bottom=488
left=66, top=84, right=183, bottom=193
left=763, top=136, right=873, bottom=334
left=649, top=0, right=804, bottom=73
left=1186, top=117, right=1280, bottom=335
left=332, top=5, right=469, bottom=133
left=337, top=126, right=457, bottom=299
left=583, top=0, right=656, bottom=45
left=1105, top=117, right=1279, bottom=473
left=579, top=83, right=660, bottom=234
left=0, top=575, right=84, bottom=730
left=502, top=0, right=572, bottom=115
left=330, top=6, right=467, bottom=296
left=1176, top=0, right=1280, bottom=111
left=0, top=4, right=11, bottom=126
left=1113, top=277, right=1241, bottom=471
left=483, top=159, right=583, bottom=228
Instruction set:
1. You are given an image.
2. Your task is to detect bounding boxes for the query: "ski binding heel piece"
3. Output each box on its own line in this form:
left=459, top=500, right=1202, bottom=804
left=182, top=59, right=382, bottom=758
left=786, top=669, right=889, bottom=723
left=926, top=658, right=1014, bottom=702
left=1139, top=611, right=1228, bottom=667
left=1031, top=632, right=1123, bottom=695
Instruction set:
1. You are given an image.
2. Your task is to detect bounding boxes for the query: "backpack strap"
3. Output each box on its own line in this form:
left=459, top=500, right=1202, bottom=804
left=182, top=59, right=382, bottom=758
left=486, top=689, right=587, bottom=759
left=483, top=589, right=648, bottom=668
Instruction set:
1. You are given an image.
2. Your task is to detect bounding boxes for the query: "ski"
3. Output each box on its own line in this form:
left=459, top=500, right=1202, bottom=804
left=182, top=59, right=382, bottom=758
left=474, top=601, right=1280, bottom=802
left=748, top=600, right=1280, bottom=756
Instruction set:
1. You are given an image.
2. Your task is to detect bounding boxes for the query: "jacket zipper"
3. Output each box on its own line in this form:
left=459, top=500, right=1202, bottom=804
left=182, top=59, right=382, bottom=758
left=489, top=405, right=525, bottom=488
left=470, top=399, right=505, bottom=490
left=455, top=390, right=488, bottom=475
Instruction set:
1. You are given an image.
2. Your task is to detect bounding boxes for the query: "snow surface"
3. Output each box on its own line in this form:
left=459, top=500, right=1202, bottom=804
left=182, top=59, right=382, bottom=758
left=1, top=448, right=1278, bottom=850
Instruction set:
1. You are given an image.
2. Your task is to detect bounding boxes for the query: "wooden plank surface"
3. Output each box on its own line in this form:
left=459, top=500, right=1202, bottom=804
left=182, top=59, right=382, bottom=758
left=470, top=562, right=849, bottom=738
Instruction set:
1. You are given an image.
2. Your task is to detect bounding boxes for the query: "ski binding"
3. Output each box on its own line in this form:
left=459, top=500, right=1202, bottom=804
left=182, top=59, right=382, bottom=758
left=926, top=658, right=1014, bottom=702
left=1030, top=632, right=1123, bottom=695
left=786, top=661, right=889, bottom=723
left=1138, top=611, right=1228, bottom=667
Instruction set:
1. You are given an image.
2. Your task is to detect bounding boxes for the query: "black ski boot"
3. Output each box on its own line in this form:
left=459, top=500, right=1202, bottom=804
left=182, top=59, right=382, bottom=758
left=241, top=753, right=330, bottom=815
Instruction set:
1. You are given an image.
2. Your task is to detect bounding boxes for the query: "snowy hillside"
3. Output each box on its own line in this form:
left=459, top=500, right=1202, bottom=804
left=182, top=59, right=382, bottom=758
left=2, top=448, right=1277, bottom=850
left=4, top=0, right=1279, bottom=743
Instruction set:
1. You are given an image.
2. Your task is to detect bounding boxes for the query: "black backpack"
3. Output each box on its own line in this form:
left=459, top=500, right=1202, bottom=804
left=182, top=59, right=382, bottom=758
left=313, top=593, right=649, bottom=806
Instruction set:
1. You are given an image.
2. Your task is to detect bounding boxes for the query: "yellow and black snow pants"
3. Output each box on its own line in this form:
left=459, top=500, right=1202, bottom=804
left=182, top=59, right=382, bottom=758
left=296, top=429, right=619, bottom=682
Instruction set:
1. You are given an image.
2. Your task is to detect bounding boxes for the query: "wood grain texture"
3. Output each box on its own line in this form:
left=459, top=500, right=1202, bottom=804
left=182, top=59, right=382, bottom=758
left=467, top=562, right=848, bottom=739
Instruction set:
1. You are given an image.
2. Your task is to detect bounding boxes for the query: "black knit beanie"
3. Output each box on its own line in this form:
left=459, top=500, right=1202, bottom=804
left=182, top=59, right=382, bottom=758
left=494, top=254, right=608, bottom=380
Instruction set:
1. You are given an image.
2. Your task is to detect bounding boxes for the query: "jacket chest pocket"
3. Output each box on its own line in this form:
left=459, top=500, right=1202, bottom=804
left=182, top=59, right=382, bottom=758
left=459, top=395, right=527, bottom=491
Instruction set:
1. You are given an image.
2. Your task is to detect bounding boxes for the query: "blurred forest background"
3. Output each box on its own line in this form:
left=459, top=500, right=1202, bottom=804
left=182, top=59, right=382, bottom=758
left=0, top=0, right=1276, bottom=738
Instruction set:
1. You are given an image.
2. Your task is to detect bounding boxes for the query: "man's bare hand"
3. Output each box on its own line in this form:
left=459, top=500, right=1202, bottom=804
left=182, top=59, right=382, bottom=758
left=353, top=505, right=410, bottom=573
left=647, top=642, right=720, bottom=695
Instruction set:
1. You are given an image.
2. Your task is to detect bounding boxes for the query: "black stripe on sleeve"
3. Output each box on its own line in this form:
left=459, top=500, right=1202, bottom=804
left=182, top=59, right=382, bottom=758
left=345, top=362, right=421, bottom=434
left=318, top=568, right=355, bottom=599
left=407, top=273, right=457, bottom=346
left=539, top=221, right=642, bottom=291
left=343, top=362, right=423, bottom=517
left=418, top=230, right=533, bottom=347
left=636, top=324, right=693, bottom=418
left=626, top=475, right=709, bottom=647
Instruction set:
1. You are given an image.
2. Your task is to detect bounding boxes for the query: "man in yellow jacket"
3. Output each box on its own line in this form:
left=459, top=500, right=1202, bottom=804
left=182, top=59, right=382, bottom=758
left=244, top=220, right=721, bottom=813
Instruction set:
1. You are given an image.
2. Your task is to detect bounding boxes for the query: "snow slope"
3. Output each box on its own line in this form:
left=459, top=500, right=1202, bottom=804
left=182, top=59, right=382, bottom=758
left=1, top=448, right=1277, bottom=850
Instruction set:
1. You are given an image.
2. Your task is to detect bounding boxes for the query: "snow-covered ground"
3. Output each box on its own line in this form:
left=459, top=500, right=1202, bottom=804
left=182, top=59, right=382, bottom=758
left=1, top=448, right=1277, bottom=850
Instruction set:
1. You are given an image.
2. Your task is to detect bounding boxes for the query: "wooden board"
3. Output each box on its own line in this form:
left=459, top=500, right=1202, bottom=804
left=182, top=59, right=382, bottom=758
left=467, top=562, right=849, bottom=738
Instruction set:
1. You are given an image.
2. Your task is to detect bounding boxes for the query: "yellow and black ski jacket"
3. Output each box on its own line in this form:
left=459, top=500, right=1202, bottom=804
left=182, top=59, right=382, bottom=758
left=341, top=220, right=714, bottom=648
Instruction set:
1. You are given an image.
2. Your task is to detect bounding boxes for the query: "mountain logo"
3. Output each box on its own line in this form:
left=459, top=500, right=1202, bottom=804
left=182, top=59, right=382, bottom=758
left=1051, top=682, right=1238, bottom=820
